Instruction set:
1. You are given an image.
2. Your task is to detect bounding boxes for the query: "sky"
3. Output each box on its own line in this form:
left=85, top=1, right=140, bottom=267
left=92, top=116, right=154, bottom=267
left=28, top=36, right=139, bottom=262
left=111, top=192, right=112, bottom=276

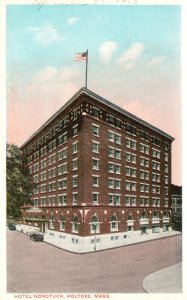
left=6, top=4, right=181, bottom=185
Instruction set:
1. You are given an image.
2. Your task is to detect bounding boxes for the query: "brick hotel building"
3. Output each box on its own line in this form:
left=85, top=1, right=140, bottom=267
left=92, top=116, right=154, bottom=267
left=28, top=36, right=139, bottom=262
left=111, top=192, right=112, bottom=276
left=20, top=88, right=174, bottom=252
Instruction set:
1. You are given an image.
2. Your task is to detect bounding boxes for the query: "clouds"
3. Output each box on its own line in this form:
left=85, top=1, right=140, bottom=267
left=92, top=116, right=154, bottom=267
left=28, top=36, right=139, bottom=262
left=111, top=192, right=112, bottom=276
left=27, top=24, right=63, bottom=45
left=99, top=41, right=118, bottom=63
left=67, top=17, right=79, bottom=26
left=147, top=56, right=165, bottom=67
left=98, top=41, right=167, bottom=72
left=117, top=42, right=144, bottom=70
left=99, top=41, right=145, bottom=70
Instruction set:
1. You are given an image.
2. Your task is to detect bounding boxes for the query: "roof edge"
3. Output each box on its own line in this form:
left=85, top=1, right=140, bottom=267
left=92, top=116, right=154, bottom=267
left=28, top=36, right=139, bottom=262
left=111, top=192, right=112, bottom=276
left=20, top=87, right=174, bottom=148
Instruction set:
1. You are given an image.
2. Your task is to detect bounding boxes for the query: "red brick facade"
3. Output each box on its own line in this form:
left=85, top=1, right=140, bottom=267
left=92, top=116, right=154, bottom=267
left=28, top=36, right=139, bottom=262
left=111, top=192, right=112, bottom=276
left=21, top=88, right=173, bottom=239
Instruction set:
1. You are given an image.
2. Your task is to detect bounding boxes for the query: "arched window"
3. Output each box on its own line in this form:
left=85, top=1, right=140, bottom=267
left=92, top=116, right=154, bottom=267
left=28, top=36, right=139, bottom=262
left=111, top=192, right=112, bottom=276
left=152, top=212, right=159, bottom=219
left=90, top=216, right=100, bottom=234
left=60, top=215, right=65, bottom=231
left=128, top=214, right=133, bottom=221
left=49, top=215, right=55, bottom=229
left=110, top=215, right=119, bottom=232
left=72, top=216, right=78, bottom=233
left=140, top=212, right=148, bottom=219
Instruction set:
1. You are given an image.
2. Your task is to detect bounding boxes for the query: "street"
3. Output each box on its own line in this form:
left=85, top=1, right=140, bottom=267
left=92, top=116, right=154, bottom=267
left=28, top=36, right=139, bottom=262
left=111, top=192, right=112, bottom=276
left=7, top=229, right=182, bottom=293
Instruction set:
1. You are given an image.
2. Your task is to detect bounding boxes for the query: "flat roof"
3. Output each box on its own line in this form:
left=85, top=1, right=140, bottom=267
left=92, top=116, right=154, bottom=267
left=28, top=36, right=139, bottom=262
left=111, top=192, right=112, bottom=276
left=20, top=87, right=174, bottom=148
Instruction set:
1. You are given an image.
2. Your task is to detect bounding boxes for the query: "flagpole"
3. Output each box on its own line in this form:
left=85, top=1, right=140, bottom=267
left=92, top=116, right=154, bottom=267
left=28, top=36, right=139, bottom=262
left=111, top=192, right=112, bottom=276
left=85, top=49, right=88, bottom=88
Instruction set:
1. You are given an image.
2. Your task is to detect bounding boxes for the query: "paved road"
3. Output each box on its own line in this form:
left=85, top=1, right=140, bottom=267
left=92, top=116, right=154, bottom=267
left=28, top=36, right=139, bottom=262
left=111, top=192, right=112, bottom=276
left=7, top=230, right=182, bottom=293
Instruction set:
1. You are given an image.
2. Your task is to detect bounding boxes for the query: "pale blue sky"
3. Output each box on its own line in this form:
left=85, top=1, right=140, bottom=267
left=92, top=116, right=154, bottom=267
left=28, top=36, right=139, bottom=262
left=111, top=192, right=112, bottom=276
left=6, top=4, right=181, bottom=184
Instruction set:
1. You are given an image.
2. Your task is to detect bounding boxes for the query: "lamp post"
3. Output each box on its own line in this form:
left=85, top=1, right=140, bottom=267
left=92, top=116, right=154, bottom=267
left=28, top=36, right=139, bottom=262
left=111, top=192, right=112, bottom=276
left=93, top=222, right=97, bottom=251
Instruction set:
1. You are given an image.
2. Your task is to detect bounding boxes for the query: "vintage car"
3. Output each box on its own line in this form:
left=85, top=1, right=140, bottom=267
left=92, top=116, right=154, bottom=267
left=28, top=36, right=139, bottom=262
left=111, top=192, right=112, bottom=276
left=8, top=224, right=16, bottom=230
left=30, top=233, right=44, bottom=242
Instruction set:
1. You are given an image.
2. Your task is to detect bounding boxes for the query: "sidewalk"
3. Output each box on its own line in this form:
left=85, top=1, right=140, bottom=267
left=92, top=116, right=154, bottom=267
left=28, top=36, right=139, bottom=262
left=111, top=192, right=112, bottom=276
left=143, top=263, right=182, bottom=293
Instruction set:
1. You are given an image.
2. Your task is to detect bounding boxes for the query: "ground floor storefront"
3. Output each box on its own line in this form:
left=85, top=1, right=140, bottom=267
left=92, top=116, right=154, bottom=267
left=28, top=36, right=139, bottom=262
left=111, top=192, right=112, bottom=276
left=21, top=205, right=173, bottom=252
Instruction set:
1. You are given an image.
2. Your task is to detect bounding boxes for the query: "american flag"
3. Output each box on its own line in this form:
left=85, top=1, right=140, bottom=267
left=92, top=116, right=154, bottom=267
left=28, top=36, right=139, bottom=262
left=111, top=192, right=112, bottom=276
left=73, top=51, right=87, bottom=61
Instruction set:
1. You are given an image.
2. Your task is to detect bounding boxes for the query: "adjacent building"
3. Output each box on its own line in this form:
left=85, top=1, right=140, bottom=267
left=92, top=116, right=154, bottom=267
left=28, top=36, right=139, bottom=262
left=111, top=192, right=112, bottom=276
left=171, top=184, right=182, bottom=231
left=20, top=87, right=174, bottom=252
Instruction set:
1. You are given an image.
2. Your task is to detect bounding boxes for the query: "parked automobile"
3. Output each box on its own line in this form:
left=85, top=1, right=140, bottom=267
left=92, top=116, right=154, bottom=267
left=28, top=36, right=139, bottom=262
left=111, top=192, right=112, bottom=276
left=30, top=233, right=44, bottom=242
left=8, top=224, right=16, bottom=230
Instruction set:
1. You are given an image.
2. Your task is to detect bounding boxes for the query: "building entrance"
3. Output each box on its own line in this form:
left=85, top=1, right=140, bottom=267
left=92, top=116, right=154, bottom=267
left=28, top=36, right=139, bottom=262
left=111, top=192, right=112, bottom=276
left=41, top=222, right=46, bottom=233
left=140, top=226, right=148, bottom=235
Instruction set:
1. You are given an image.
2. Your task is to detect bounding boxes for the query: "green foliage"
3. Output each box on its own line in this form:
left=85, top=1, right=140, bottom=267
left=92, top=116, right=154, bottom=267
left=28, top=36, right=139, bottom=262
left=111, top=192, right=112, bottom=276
left=7, top=144, right=34, bottom=219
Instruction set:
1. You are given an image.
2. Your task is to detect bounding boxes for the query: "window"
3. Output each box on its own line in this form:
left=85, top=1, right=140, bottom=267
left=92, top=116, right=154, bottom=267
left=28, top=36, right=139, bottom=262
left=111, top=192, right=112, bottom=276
left=92, top=193, right=99, bottom=204
left=62, top=116, right=68, bottom=127
left=140, top=157, right=149, bottom=168
left=140, top=184, right=149, bottom=193
left=165, top=187, right=168, bottom=195
left=108, top=147, right=114, bottom=158
left=108, top=131, right=121, bottom=144
left=72, top=142, right=78, bottom=154
left=33, top=163, right=39, bottom=172
left=48, top=182, right=56, bottom=192
left=57, top=194, right=66, bottom=206
left=60, top=216, right=65, bottom=231
left=108, top=114, right=115, bottom=126
left=140, top=212, right=148, bottom=220
left=165, top=165, right=168, bottom=173
left=110, top=215, right=118, bottom=232
left=93, top=107, right=100, bottom=118
left=140, top=197, right=149, bottom=206
left=93, top=159, right=99, bottom=170
left=72, top=216, right=78, bottom=233
left=72, top=175, right=78, bottom=187
left=72, top=193, right=78, bottom=205
left=72, top=159, right=78, bottom=171
left=108, top=178, right=121, bottom=189
left=48, top=140, right=56, bottom=152
left=49, top=215, right=55, bottom=229
left=40, top=172, right=47, bottom=181
left=92, top=141, right=99, bottom=153
left=126, top=152, right=136, bottom=164
left=92, top=124, right=99, bottom=136
left=163, top=211, right=169, bottom=218
left=125, top=167, right=136, bottom=177
left=58, top=179, right=66, bottom=190
left=90, top=216, right=100, bottom=233
left=108, top=163, right=114, bottom=173
left=33, top=198, right=39, bottom=206
left=152, top=198, right=160, bottom=207
left=48, top=196, right=56, bottom=206
left=92, top=176, right=99, bottom=187
left=40, top=159, right=47, bottom=170
left=59, top=132, right=67, bottom=145
left=152, top=173, right=160, bottom=182
left=73, top=109, right=78, bottom=120
left=152, top=148, right=161, bottom=159
left=164, top=198, right=169, bottom=207
left=58, top=147, right=67, bottom=160
left=125, top=181, right=136, bottom=192
left=165, top=176, right=168, bottom=184
left=108, top=131, right=114, bottom=142
left=33, top=175, right=39, bottom=183
left=40, top=197, right=46, bottom=206
left=115, top=134, right=121, bottom=145
left=164, top=153, right=169, bottom=162
left=48, top=154, right=56, bottom=166
left=48, top=168, right=56, bottom=178
left=115, top=149, right=121, bottom=160
left=73, top=125, right=78, bottom=137
left=125, top=196, right=130, bottom=206
left=40, top=184, right=46, bottom=193
left=152, top=161, right=160, bottom=171
left=115, top=164, right=121, bottom=174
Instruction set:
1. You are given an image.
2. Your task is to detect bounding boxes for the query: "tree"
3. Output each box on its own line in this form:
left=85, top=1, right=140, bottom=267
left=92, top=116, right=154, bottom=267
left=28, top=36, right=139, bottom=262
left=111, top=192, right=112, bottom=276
left=7, top=144, right=34, bottom=219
